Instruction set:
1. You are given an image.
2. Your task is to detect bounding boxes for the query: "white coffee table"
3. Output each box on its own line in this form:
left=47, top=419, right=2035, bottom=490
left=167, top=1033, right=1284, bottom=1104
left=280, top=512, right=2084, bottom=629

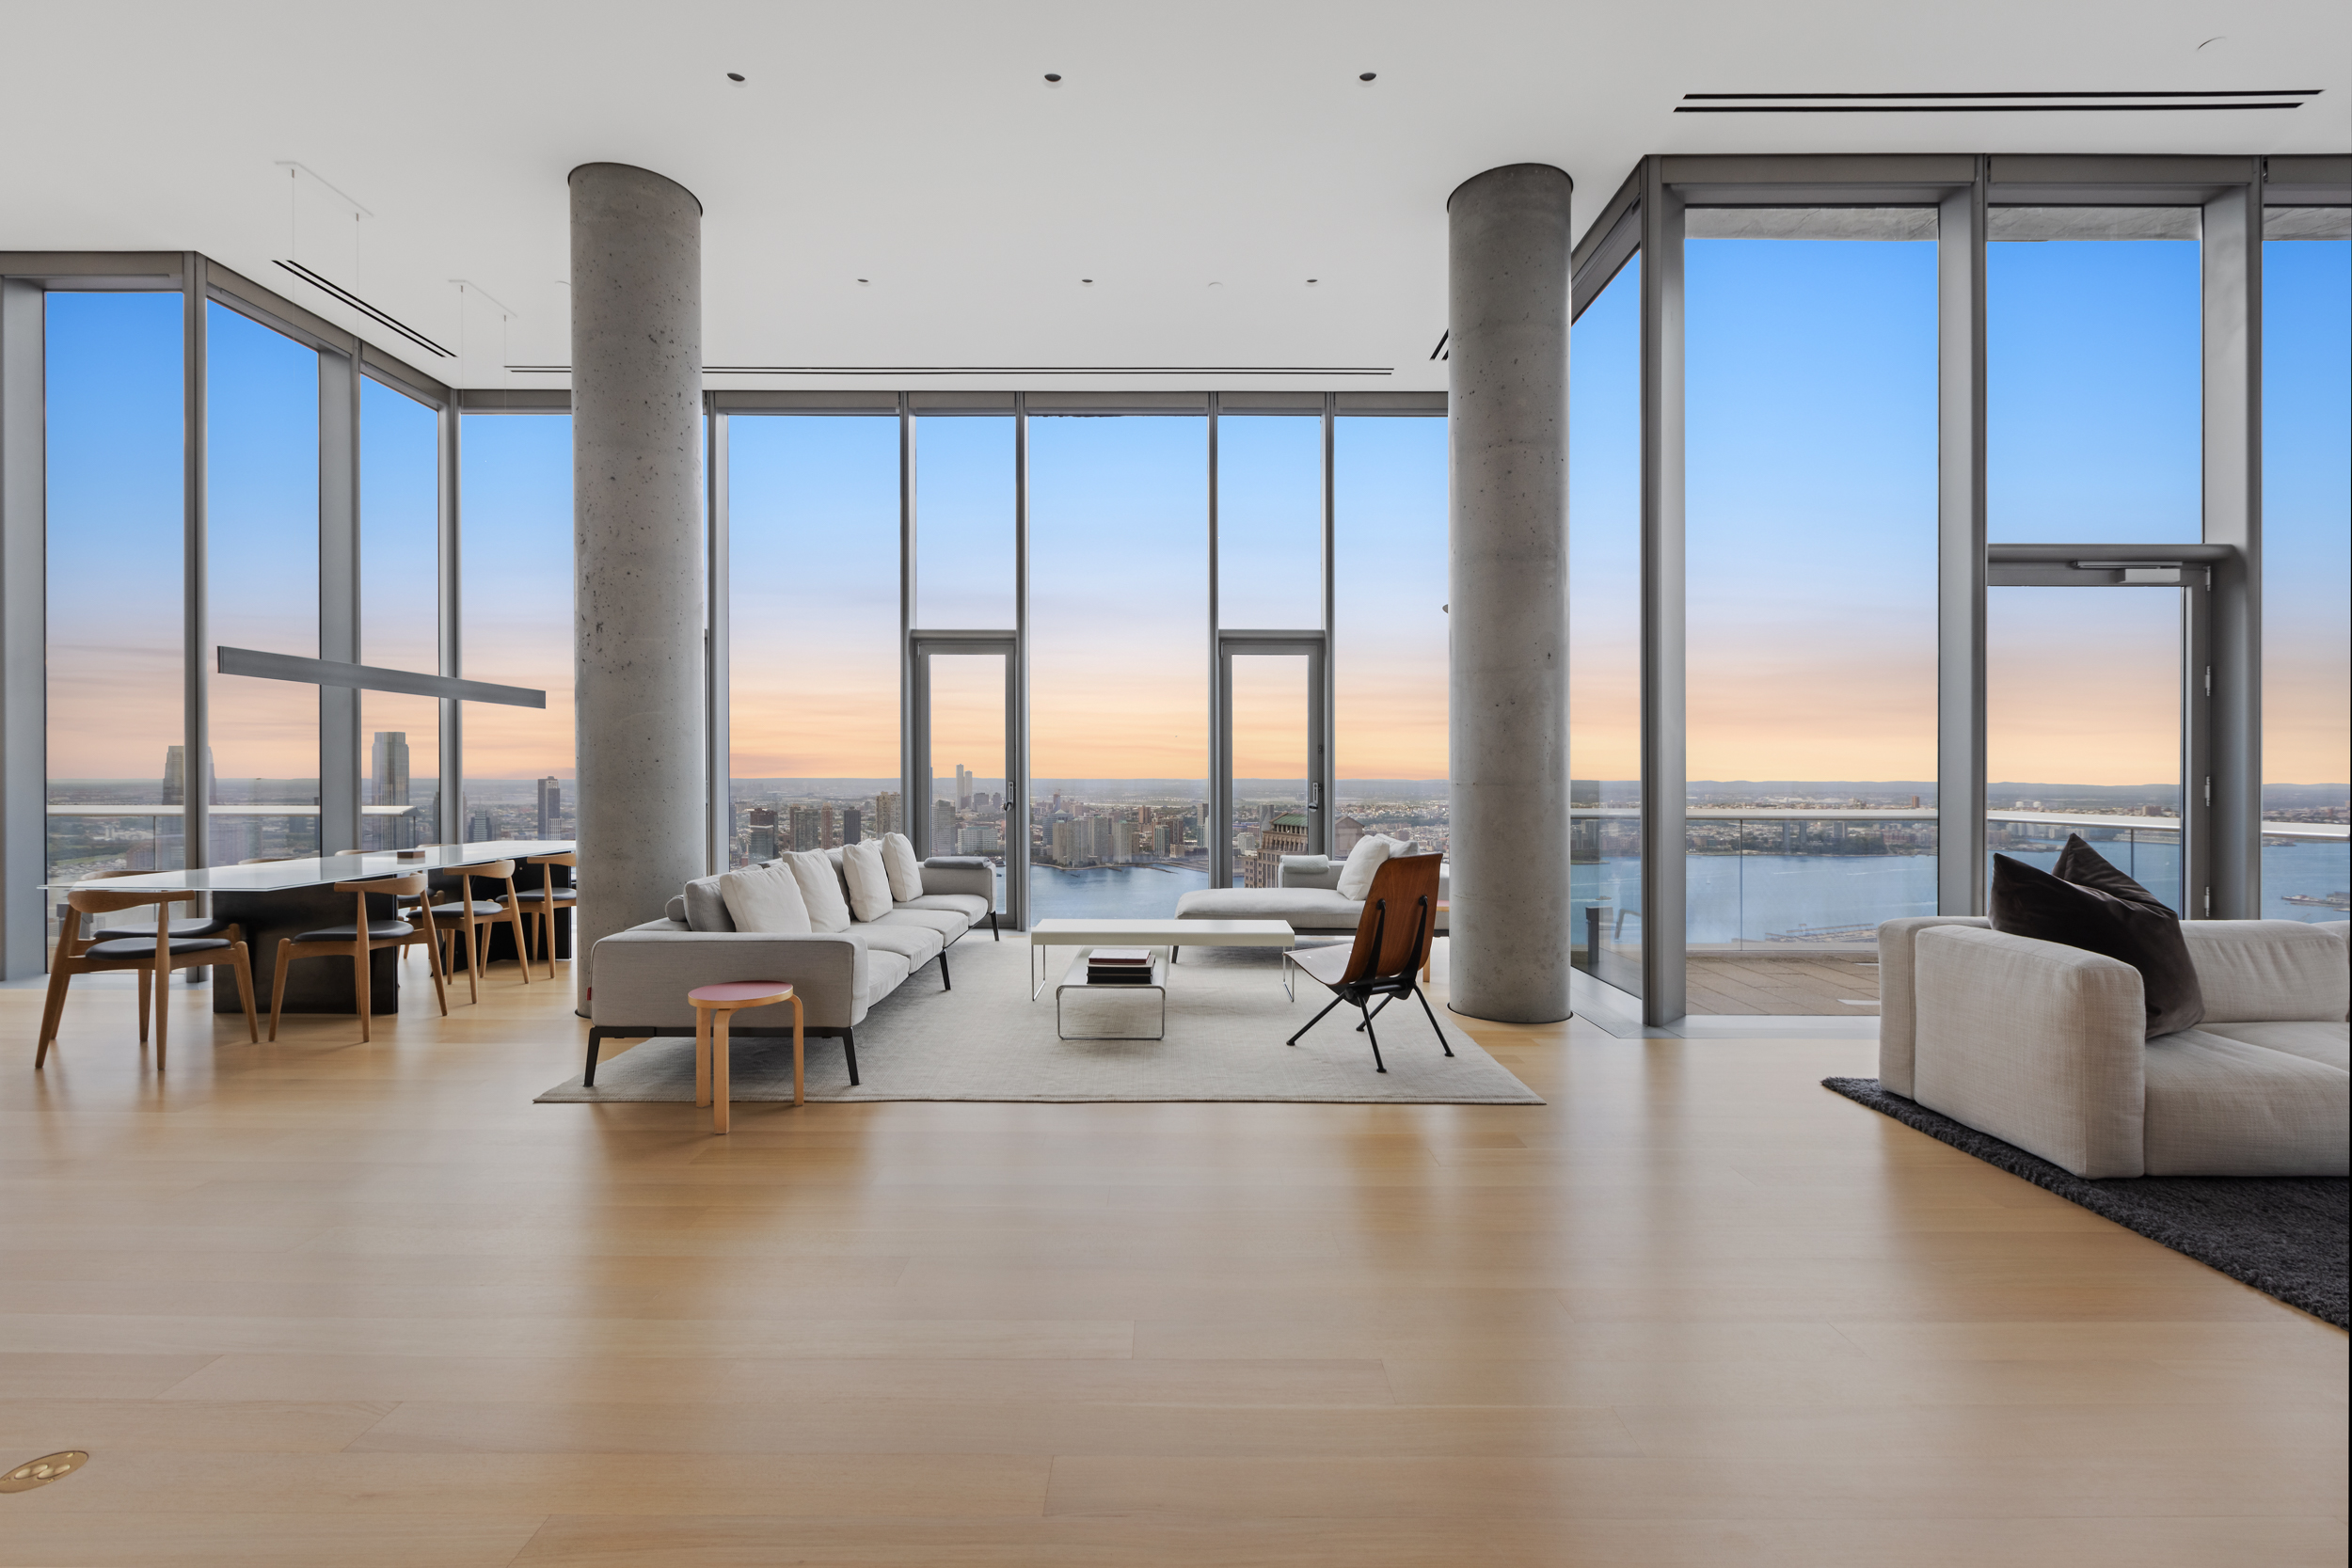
left=1028, top=918, right=1295, bottom=1000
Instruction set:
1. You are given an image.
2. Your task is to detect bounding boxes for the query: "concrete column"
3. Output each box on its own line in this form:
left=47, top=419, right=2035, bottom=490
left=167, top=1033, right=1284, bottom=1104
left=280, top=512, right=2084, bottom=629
left=569, top=163, right=706, bottom=1011
left=1447, top=164, right=1573, bottom=1023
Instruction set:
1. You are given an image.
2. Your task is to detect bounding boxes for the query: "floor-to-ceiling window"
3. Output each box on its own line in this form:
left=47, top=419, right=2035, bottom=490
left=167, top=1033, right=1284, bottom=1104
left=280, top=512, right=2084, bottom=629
left=1567, top=252, right=1643, bottom=996
left=205, top=302, right=321, bottom=865
left=728, top=415, right=901, bottom=867
left=1985, top=205, right=2203, bottom=906
left=2261, top=206, right=2352, bottom=918
left=1026, top=414, right=1206, bottom=920
left=358, top=375, right=441, bottom=849
left=1220, top=410, right=1322, bottom=885
left=43, top=293, right=184, bottom=896
left=457, top=414, right=574, bottom=841
left=1682, top=214, right=1939, bottom=1013
left=1333, top=415, right=1449, bottom=862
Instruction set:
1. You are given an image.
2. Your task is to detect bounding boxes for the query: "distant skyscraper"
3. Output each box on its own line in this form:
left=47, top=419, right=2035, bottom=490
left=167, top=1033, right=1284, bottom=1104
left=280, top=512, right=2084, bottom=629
left=874, top=791, right=901, bottom=837
left=932, top=798, right=957, bottom=850
left=468, top=807, right=496, bottom=842
left=370, top=733, right=411, bottom=807
left=535, top=776, right=562, bottom=838
left=842, top=806, right=862, bottom=845
left=1332, top=815, right=1365, bottom=856
left=955, top=764, right=972, bottom=809
left=789, top=805, right=820, bottom=851
left=161, top=745, right=216, bottom=806
left=746, top=805, right=779, bottom=862
left=1246, top=812, right=1311, bottom=888
left=820, top=802, right=837, bottom=849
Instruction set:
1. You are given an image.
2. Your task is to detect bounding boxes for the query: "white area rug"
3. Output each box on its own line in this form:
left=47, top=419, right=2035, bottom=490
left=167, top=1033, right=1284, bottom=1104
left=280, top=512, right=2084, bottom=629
left=537, top=937, right=1541, bottom=1105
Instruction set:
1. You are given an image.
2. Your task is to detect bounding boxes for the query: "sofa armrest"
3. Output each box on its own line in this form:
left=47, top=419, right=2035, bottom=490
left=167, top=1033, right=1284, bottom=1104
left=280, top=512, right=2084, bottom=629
left=1874, top=916, right=1990, bottom=1096
left=1914, top=926, right=2148, bottom=1178
left=918, top=861, right=995, bottom=902
left=2181, top=919, right=2351, bottom=1023
left=1278, top=857, right=1343, bottom=891
left=588, top=928, right=868, bottom=1031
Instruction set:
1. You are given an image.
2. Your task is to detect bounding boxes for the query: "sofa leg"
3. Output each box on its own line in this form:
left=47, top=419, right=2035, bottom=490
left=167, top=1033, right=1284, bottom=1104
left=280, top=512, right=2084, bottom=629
left=938, top=949, right=952, bottom=990
left=841, top=1029, right=859, bottom=1087
left=582, top=1029, right=604, bottom=1087
left=990, top=910, right=999, bottom=942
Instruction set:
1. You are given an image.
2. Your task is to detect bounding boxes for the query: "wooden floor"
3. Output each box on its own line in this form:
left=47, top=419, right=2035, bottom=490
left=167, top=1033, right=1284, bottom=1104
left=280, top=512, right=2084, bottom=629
left=2, top=947, right=2343, bottom=1567
left=1686, top=952, right=1881, bottom=1016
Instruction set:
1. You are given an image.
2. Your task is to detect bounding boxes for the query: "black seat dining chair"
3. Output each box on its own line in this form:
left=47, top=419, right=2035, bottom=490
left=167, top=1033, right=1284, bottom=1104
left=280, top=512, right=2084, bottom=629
left=266, top=872, right=450, bottom=1043
left=38, top=888, right=260, bottom=1071
left=1281, top=851, right=1451, bottom=1073
left=511, top=852, right=577, bottom=981
left=429, top=858, right=532, bottom=1004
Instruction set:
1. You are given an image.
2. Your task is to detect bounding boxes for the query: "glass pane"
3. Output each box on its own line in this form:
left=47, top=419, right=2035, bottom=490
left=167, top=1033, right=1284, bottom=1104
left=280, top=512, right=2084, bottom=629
left=2261, top=223, right=2351, bottom=920
left=1568, top=255, right=1643, bottom=996
left=458, top=415, right=574, bottom=842
left=206, top=303, right=320, bottom=864
left=728, top=416, right=901, bottom=869
left=1334, top=417, right=1449, bottom=862
left=1987, top=586, right=2183, bottom=912
left=926, top=655, right=1007, bottom=911
left=1027, top=416, right=1208, bottom=921
left=1216, top=415, right=1321, bottom=628
left=44, top=293, right=184, bottom=905
left=359, top=377, right=441, bottom=850
left=1989, top=208, right=2201, bottom=544
left=914, top=416, right=1014, bottom=628
left=1229, top=655, right=1308, bottom=888
left=1683, top=224, right=1940, bottom=1010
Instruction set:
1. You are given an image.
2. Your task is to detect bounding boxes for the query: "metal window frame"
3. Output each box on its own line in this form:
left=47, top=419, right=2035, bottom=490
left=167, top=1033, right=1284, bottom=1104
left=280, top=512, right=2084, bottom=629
left=1214, top=631, right=1329, bottom=890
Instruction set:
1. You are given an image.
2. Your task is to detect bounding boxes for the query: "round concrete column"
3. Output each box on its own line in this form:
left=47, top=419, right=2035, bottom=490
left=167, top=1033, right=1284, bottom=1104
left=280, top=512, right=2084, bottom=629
left=568, top=163, right=705, bottom=1011
left=1446, top=163, right=1573, bottom=1024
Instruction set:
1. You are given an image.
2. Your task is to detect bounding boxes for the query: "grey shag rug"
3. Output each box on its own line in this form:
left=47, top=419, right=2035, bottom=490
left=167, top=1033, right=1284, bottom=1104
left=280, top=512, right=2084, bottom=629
left=1825, top=1077, right=2348, bottom=1328
left=541, top=939, right=1541, bottom=1106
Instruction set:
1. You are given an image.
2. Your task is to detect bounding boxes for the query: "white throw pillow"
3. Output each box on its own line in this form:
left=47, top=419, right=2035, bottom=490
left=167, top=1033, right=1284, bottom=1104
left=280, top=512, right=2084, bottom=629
left=782, top=848, right=852, bottom=933
left=881, top=832, right=925, bottom=903
left=1334, top=834, right=1396, bottom=901
left=841, top=839, right=894, bottom=924
left=718, top=863, right=812, bottom=934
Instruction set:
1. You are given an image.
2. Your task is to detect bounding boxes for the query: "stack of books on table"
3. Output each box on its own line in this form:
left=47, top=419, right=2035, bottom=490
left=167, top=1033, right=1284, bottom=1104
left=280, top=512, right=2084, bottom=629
left=1086, top=948, right=1156, bottom=985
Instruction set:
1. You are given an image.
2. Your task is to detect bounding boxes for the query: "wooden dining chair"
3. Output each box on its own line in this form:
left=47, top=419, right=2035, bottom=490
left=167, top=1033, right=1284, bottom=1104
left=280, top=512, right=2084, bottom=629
left=1280, top=852, right=1450, bottom=1074
left=511, top=853, right=577, bottom=980
left=428, top=859, right=532, bottom=1004
left=37, top=889, right=259, bottom=1071
left=80, top=868, right=229, bottom=944
left=266, top=873, right=449, bottom=1043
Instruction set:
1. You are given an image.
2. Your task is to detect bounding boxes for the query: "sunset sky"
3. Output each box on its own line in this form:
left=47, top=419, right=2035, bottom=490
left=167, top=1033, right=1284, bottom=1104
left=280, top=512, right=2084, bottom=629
left=40, top=230, right=2348, bottom=802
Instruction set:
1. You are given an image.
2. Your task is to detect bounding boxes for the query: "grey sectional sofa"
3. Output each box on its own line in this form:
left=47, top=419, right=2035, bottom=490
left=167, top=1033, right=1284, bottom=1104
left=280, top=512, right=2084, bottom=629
left=582, top=854, right=996, bottom=1087
left=1879, top=915, right=2349, bottom=1178
left=1172, top=853, right=1451, bottom=936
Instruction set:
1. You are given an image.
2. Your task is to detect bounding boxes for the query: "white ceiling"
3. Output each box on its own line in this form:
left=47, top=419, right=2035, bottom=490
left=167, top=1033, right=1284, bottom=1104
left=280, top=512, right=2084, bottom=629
left=5, top=0, right=2346, bottom=392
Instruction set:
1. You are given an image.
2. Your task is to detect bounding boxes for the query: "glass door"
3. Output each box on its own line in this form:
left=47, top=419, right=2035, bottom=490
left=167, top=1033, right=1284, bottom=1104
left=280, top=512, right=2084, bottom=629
left=909, top=637, right=1018, bottom=925
left=1987, top=557, right=2211, bottom=914
left=1216, top=637, right=1327, bottom=889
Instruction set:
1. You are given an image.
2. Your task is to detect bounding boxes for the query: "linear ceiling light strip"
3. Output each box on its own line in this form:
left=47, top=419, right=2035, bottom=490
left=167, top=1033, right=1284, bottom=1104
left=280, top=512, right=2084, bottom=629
left=272, top=261, right=456, bottom=358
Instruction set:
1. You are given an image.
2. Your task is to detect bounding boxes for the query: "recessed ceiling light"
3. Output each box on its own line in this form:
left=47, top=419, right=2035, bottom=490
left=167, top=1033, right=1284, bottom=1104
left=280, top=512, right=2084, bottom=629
left=1306, top=278, right=1320, bottom=286
left=1207, top=281, right=1223, bottom=288
left=726, top=71, right=745, bottom=83
left=856, top=278, right=870, bottom=285
left=1081, top=278, right=1094, bottom=285
left=1359, top=72, right=1377, bottom=82
left=1043, top=72, right=1063, bottom=84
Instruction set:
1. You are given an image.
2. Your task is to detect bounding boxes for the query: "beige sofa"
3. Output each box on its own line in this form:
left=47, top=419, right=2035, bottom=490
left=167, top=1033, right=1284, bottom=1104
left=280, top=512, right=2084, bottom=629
left=1878, top=916, right=2349, bottom=1178
left=582, top=853, right=995, bottom=1088
left=1173, top=854, right=1450, bottom=936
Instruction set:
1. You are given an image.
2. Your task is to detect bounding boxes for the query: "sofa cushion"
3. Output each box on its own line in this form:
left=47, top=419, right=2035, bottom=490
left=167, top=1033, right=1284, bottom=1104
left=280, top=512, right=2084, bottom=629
left=2194, top=1020, right=2351, bottom=1073
left=862, top=946, right=914, bottom=1007
left=783, top=849, right=852, bottom=933
left=666, top=894, right=688, bottom=924
left=841, top=839, right=894, bottom=923
left=2183, top=920, right=2351, bottom=1023
left=878, top=907, right=965, bottom=942
left=2142, top=1027, right=2350, bottom=1176
left=855, top=921, right=943, bottom=968
left=881, top=832, right=925, bottom=902
left=1176, top=885, right=1364, bottom=930
left=1334, top=835, right=1397, bottom=901
left=1989, top=837, right=2203, bottom=1037
left=682, top=876, right=735, bottom=932
left=720, top=862, right=812, bottom=934
left=900, top=893, right=990, bottom=924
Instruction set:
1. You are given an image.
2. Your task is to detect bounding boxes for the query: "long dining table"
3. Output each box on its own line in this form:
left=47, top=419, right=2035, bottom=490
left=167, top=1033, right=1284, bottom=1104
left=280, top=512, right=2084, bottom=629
left=43, top=841, right=575, bottom=1014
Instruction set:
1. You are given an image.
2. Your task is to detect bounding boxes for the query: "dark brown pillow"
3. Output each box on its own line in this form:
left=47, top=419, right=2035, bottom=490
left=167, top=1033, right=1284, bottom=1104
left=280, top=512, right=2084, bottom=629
left=1988, top=835, right=2204, bottom=1038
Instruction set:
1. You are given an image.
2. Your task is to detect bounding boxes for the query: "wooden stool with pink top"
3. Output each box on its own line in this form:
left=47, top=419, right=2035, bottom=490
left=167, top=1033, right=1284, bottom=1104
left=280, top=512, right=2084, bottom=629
left=689, top=980, right=803, bottom=1133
